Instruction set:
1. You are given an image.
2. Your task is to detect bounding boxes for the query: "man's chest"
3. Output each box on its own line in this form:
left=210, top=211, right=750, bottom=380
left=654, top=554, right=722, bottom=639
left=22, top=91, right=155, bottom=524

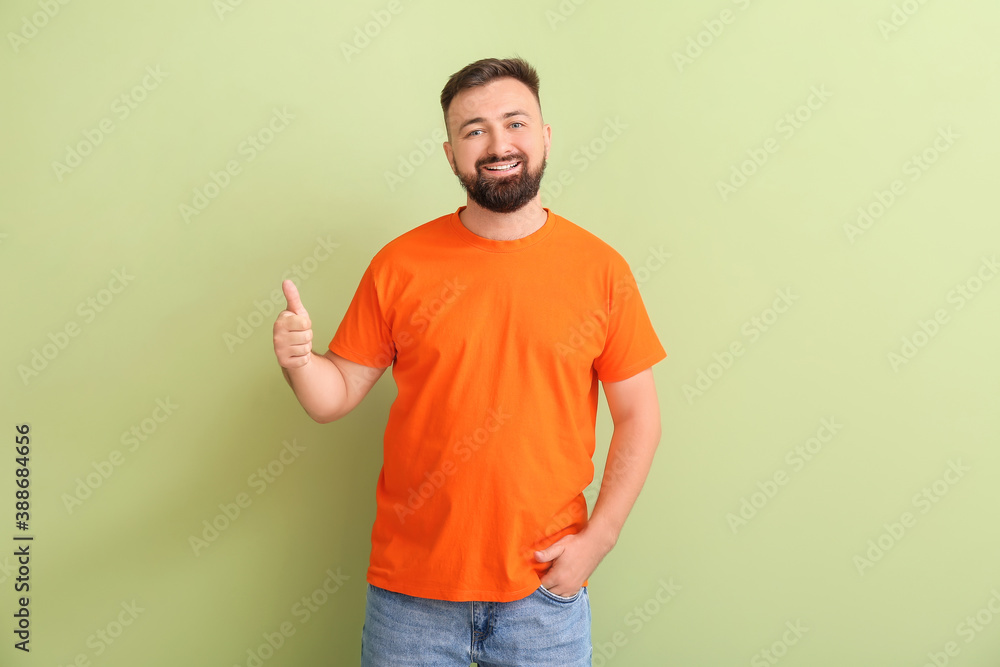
left=384, top=268, right=610, bottom=370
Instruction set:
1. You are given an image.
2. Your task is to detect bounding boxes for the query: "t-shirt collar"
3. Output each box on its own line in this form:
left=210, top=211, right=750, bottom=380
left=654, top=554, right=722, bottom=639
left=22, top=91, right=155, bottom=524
left=448, top=205, right=556, bottom=252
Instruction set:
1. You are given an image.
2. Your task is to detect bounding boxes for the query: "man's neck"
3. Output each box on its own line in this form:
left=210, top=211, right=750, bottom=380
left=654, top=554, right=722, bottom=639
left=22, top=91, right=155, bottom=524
left=458, top=200, right=548, bottom=241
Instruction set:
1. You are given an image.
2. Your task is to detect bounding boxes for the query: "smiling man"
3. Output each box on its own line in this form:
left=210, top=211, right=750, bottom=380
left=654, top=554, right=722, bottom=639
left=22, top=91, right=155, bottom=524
left=272, top=56, right=666, bottom=666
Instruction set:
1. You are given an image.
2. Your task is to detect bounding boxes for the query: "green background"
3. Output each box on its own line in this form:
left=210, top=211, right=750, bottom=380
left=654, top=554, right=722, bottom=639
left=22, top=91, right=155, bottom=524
left=2, top=0, right=999, bottom=665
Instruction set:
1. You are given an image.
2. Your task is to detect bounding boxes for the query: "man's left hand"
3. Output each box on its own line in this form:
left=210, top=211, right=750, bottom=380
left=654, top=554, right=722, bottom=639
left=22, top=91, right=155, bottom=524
left=534, top=527, right=616, bottom=598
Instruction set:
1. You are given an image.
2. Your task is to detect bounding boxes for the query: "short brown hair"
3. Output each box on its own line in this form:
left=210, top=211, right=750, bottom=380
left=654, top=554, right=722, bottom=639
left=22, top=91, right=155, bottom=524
left=440, top=57, right=541, bottom=140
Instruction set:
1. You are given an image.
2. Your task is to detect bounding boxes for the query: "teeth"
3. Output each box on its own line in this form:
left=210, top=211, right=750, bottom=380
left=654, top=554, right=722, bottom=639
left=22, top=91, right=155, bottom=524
left=486, top=162, right=519, bottom=171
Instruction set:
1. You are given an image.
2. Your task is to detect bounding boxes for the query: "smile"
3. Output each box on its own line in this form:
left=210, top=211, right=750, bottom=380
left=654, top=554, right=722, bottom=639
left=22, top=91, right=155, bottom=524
left=483, top=161, right=521, bottom=172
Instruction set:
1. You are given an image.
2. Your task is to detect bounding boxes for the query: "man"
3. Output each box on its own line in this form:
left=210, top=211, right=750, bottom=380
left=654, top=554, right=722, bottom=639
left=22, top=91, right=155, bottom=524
left=272, top=57, right=666, bottom=666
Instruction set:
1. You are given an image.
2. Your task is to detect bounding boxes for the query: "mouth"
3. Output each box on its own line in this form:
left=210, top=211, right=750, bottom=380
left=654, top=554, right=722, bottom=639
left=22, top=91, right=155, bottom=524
left=482, top=160, right=521, bottom=174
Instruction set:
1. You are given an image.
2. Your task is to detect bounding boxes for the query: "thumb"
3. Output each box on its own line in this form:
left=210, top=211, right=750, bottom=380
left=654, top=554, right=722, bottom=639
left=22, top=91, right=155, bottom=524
left=534, top=541, right=565, bottom=563
left=282, top=279, right=307, bottom=316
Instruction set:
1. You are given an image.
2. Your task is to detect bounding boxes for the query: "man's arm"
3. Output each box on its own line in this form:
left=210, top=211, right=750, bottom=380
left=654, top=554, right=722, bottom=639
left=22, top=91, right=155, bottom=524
left=273, top=279, right=388, bottom=423
left=587, top=366, right=663, bottom=547
left=282, top=350, right=388, bottom=423
left=533, top=366, right=662, bottom=596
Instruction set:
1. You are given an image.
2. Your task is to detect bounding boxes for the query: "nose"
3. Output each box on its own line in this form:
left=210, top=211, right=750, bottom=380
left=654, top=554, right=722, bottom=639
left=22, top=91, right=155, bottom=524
left=485, top=129, right=516, bottom=163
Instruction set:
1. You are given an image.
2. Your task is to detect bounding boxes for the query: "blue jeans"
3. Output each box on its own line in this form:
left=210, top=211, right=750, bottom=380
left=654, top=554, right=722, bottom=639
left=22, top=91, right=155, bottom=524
left=360, top=582, right=592, bottom=666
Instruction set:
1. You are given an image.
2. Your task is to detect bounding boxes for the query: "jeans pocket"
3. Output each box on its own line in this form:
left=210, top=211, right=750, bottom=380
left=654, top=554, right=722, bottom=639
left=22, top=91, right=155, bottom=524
left=537, top=582, right=584, bottom=603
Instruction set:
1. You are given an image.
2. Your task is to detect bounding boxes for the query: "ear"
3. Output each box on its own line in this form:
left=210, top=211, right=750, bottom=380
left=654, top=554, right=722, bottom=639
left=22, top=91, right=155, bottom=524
left=443, top=140, right=457, bottom=174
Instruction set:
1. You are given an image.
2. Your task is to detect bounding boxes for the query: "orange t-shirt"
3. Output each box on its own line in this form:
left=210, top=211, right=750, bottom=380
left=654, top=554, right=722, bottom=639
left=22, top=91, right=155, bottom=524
left=328, top=205, right=666, bottom=602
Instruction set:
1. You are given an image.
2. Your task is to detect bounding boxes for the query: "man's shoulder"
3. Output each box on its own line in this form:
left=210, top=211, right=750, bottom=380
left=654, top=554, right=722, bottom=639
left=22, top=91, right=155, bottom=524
left=550, top=211, right=630, bottom=266
left=553, top=212, right=611, bottom=245
left=368, top=210, right=454, bottom=267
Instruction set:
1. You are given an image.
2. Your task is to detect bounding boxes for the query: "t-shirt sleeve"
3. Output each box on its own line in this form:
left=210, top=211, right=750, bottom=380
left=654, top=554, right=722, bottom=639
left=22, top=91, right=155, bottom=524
left=328, top=262, right=395, bottom=369
left=593, top=259, right=667, bottom=382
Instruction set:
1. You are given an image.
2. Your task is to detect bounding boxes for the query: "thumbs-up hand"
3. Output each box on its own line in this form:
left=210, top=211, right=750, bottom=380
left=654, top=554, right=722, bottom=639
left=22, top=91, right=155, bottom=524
left=273, top=279, right=314, bottom=369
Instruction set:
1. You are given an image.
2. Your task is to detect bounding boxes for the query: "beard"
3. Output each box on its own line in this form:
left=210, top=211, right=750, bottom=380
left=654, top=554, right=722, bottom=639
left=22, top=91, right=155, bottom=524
left=455, top=152, right=547, bottom=214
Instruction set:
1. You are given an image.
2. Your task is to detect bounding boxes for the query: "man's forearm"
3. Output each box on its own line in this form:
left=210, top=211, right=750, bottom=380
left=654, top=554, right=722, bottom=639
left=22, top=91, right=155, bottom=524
left=586, top=418, right=662, bottom=547
left=282, top=353, right=347, bottom=423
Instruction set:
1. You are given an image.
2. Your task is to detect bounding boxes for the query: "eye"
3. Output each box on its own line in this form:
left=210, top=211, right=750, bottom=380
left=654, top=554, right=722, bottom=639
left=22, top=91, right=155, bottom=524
left=511, top=122, right=524, bottom=128
left=467, top=129, right=483, bottom=137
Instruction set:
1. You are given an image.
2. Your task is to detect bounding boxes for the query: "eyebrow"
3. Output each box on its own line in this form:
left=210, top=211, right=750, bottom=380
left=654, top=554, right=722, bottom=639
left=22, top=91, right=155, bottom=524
left=457, top=109, right=531, bottom=133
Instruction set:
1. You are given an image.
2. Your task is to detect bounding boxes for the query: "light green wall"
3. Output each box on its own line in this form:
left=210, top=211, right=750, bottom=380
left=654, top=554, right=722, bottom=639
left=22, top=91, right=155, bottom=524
left=2, top=0, right=999, bottom=665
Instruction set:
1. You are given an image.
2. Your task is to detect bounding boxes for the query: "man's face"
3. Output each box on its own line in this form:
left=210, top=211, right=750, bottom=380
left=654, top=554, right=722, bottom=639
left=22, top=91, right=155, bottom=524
left=444, top=77, right=551, bottom=214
